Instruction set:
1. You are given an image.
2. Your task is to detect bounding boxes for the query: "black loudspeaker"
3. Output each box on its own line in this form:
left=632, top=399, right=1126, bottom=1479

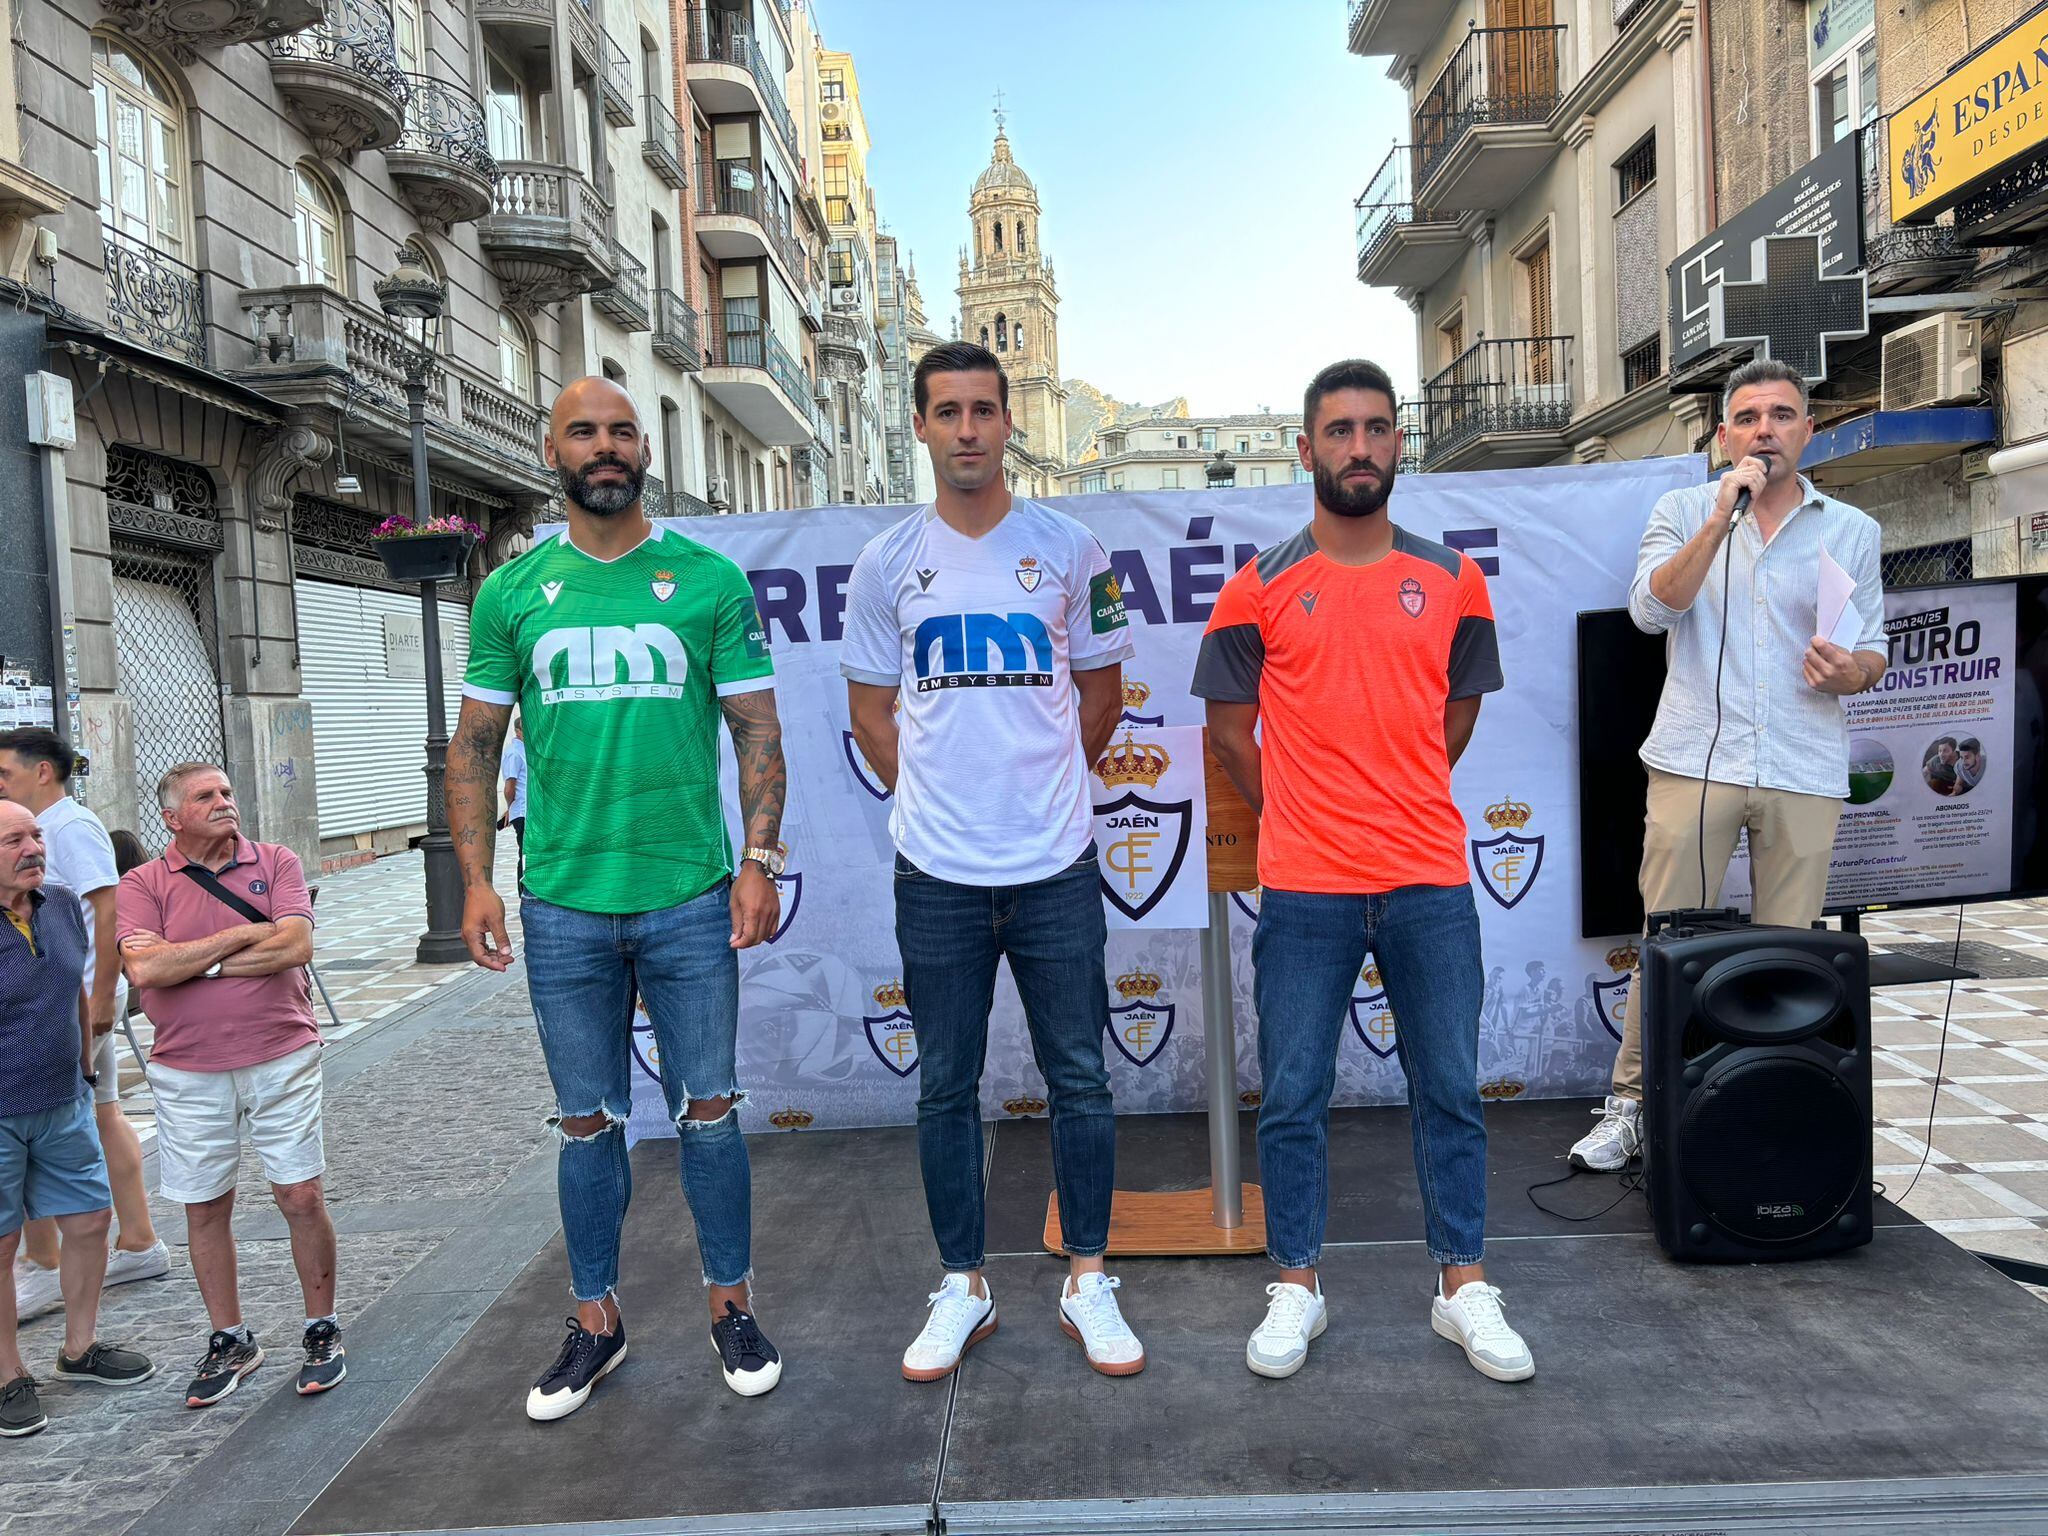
left=1641, top=908, right=1873, bottom=1262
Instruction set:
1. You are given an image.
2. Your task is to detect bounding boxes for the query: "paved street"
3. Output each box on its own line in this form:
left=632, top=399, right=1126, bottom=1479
left=3, top=852, right=2046, bottom=1531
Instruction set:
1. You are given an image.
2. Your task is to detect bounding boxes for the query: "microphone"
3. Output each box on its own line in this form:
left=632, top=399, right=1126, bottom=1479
left=1729, top=450, right=1773, bottom=526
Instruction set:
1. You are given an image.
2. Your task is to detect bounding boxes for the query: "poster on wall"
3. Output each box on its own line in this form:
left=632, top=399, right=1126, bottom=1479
left=592, top=458, right=1706, bottom=1140
left=1724, top=580, right=2016, bottom=910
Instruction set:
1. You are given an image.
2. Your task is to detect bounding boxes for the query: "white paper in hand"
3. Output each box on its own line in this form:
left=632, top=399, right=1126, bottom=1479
left=1817, top=542, right=1862, bottom=651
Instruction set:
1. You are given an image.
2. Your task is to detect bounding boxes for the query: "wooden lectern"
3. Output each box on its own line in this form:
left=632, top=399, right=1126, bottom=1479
left=1043, top=730, right=1268, bottom=1256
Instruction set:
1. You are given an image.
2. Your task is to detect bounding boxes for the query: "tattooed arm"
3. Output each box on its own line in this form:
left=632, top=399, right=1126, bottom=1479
left=448, top=695, right=514, bottom=969
left=720, top=687, right=787, bottom=950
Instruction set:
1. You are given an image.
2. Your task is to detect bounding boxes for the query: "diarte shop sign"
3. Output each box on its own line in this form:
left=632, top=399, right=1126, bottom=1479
left=1889, top=2, right=2048, bottom=222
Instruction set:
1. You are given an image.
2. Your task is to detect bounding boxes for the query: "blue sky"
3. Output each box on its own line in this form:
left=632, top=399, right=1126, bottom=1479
left=809, top=0, right=1418, bottom=414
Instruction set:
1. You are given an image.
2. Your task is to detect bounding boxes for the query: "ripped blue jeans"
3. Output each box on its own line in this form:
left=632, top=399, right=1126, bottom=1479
left=522, top=881, right=750, bottom=1297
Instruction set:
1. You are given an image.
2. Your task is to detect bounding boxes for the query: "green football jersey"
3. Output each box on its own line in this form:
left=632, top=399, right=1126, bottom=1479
left=463, top=523, right=773, bottom=914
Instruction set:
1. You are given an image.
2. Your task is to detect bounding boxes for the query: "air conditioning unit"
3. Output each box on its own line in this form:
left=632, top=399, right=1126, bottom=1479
left=1880, top=313, right=1981, bottom=411
left=706, top=474, right=731, bottom=507
left=832, top=290, right=859, bottom=310
left=1260, top=430, right=1275, bottom=440
left=821, top=101, right=844, bottom=122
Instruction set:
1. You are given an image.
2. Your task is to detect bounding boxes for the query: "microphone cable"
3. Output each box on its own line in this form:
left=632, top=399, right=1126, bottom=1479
left=1697, top=519, right=1737, bottom=905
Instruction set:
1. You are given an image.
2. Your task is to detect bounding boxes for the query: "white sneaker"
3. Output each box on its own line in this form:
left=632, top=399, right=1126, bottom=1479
left=1568, top=1095, right=1642, bottom=1171
left=1058, top=1273, right=1144, bottom=1376
left=105, top=1240, right=171, bottom=1288
left=1431, top=1281, right=1535, bottom=1382
left=1246, top=1280, right=1326, bottom=1379
left=901, top=1273, right=996, bottom=1382
left=12, top=1260, right=61, bottom=1323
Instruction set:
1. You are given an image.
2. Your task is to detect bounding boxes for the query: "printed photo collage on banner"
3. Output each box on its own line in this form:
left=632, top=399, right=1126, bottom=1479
left=617, top=461, right=1706, bottom=1139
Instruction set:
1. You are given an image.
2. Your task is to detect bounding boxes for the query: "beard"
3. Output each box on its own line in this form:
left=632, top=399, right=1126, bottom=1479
left=1312, top=456, right=1394, bottom=519
left=560, top=456, right=644, bottom=515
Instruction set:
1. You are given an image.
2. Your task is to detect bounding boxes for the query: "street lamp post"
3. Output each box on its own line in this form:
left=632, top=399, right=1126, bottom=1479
left=1204, top=448, right=1237, bottom=490
left=375, top=247, right=468, bottom=964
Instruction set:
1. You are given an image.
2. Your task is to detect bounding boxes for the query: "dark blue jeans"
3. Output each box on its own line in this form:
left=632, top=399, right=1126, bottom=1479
left=894, top=848, right=1115, bottom=1270
left=1254, top=884, right=1488, bottom=1268
left=522, top=882, right=751, bottom=1297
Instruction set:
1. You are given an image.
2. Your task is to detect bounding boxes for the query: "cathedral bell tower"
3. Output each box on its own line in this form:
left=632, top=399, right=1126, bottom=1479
left=957, top=121, right=1065, bottom=470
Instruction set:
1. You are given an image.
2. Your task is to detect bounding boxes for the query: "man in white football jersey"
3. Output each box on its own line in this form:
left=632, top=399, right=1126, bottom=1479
left=840, top=342, right=1143, bottom=1382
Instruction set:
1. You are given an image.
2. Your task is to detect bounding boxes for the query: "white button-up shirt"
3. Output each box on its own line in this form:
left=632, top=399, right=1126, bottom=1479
left=1630, top=474, right=1886, bottom=799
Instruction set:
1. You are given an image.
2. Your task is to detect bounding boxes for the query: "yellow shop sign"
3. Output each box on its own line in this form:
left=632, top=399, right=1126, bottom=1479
left=1888, top=2, right=2048, bottom=221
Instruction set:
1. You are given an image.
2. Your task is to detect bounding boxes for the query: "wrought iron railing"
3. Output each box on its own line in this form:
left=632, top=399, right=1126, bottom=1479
left=681, top=7, right=796, bottom=155
left=598, top=29, right=633, bottom=123
left=268, top=0, right=405, bottom=101
left=1414, top=25, right=1566, bottom=188
left=1395, top=402, right=1428, bottom=476
left=104, top=230, right=208, bottom=365
left=394, top=74, right=496, bottom=177
left=645, top=485, right=716, bottom=517
left=593, top=242, right=650, bottom=328
left=1421, top=336, right=1574, bottom=464
left=1347, top=0, right=1370, bottom=41
left=641, top=92, right=688, bottom=187
left=1614, top=0, right=1653, bottom=28
left=651, top=287, right=702, bottom=369
left=1354, top=144, right=1446, bottom=276
left=698, top=154, right=812, bottom=284
left=711, top=318, right=812, bottom=411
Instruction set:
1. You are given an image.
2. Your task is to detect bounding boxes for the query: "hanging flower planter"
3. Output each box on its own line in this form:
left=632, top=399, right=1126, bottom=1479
left=369, top=515, right=481, bottom=583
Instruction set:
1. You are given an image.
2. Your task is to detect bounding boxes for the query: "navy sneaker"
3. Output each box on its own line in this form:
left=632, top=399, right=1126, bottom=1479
left=526, top=1316, right=626, bottom=1422
left=186, top=1330, right=263, bottom=1408
left=710, top=1301, right=781, bottom=1397
left=297, top=1320, right=346, bottom=1395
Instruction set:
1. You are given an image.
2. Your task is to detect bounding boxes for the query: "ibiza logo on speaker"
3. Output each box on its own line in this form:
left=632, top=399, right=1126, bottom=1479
left=1591, top=943, right=1637, bottom=1043
left=864, top=980, right=917, bottom=1077
left=1471, top=795, right=1544, bottom=909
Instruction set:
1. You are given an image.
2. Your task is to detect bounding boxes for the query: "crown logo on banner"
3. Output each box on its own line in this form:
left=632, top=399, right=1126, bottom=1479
left=1115, top=970, right=1164, bottom=1001
left=1361, top=963, right=1383, bottom=991
left=1121, top=677, right=1152, bottom=712
left=1003, top=1096, right=1048, bottom=1117
left=1096, top=732, right=1171, bottom=788
left=873, top=979, right=908, bottom=1010
left=1480, top=1079, right=1527, bottom=1101
left=768, top=1107, right=814, bottom=1130
left=1605, top=943, right=1640, bottom=973
left=1239, top=1089, right=1264, bottom=1108
left=1484, top=795, right=1534, bottom=832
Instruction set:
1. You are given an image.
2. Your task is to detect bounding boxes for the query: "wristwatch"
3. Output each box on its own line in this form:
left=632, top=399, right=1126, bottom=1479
left=740, top=846, right=787, bottom=877
left=203, top=961, right=224, bottom=979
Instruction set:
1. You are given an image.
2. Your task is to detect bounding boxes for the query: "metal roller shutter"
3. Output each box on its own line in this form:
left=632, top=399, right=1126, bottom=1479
left=294, top=579, right=470, bottom=842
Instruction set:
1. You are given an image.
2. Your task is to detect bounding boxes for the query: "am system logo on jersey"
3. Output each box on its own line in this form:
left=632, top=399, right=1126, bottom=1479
left=531, top=624, right=688, bottom=704
left=864, top=980, right=917, bottom=1077
left=1107, top=969, right=1175, bottom=1067
left=1471, top=795, right=1544, bottom=909
left=911, top=612, right=1054, bottom=692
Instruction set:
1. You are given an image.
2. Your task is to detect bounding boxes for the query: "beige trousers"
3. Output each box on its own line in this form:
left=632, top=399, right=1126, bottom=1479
left=1609, top=767, right=1844, bottom=1099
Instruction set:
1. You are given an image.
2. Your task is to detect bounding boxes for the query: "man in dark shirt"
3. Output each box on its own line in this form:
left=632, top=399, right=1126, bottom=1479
left=0, top=800, right=152, bottom=1438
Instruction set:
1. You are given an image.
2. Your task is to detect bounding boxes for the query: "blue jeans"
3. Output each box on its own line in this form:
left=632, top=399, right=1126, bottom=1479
left=1254, top=884, right=1488, bottom=1268
left=895, top=848, right=1115, bottom=1270
left=522, top=883, right=751, bottom=1297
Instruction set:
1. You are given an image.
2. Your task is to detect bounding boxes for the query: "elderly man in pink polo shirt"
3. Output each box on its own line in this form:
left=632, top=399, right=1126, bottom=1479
left=116, top=763, right=346, bottom=1408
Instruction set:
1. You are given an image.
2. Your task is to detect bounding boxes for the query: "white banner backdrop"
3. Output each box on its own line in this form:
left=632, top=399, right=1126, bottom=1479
left=623, top=457, right=1705, bottom=1140
left=1092, top=723, right=1209, bottom=931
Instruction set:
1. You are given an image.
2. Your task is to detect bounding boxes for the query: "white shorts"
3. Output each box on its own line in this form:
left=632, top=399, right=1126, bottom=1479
left=151, top=1042, right=326, bottom=1204
left=92, top=983, right=131, bottom=1105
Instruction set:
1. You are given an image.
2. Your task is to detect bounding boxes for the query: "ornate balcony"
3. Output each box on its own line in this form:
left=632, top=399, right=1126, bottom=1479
left=103, top=230, right=207, bottom=366
left=387, top=75, right=497, bottom=234
left=592, top=243, right=651, bottom=330
left=682, top=6, right=797, bottom=157
left=702, top=322, right=815, bottom=445
left=476, top=161, right=619, bottom=308
left=642, top=93, right=689, bottom=190
left=1354, top=144, right=1463, bottom=290
left=1865, top=223, right=1978, bottom=296
left=234, top=283, right=554, bottom=499
left=1420, top=336, right=1575, bottom=471
left=696, top=154, right=811, bottom=288
left=568, top=2, right=635, bottom=127
left=1413, top=25, right=1566, bottom=210
left=267, top=0, right=407, bottom=161
left=1396, top=401, right=1428, bottom=476
left=651, top=288, right=702, bottom=369
left=101, top=0, right=323, bottom=57
left=1348, top=0, right=1458, bottom=61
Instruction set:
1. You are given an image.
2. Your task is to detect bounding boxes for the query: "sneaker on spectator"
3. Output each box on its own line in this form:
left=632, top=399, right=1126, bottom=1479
left=186, top=1330, right=264, bottom=1408
left=54, top=1342, right=155, bottom=1387
left=0, top=1376, right=45, bottom=1438
left=297, top=1320, right=346, bottom=1395
left=709, top=1302, right=781, bottom=1397
left=1568, top=1095, right=1642, bottom=1172
left=901, top=1273, right=996, bottom=1382
left=526, top=1317, right=626, bottom=1422
left=104, top=1240, right=171, bottom=1289
left=12, top=1259, right=61, bottom=1323
left=1058, top=1272, right=1145, bottom=1376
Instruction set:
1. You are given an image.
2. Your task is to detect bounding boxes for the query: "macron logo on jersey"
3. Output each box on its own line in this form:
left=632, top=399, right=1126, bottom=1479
left=912, top=612, right=1055, bottom=693
left=532, top=624, right=689, bottom=703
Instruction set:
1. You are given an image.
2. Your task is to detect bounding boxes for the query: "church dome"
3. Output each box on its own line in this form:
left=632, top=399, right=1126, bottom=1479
left=972, top=130, right=1036, bottom=199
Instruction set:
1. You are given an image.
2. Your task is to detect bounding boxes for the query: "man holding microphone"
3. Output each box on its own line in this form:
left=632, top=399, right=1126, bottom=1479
left=1571, top=357, right=1889, bottom=1171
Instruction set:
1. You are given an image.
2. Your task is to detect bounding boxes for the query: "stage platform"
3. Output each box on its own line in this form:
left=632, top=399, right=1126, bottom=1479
left=216, top=1101, right=2048, bottom=1535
